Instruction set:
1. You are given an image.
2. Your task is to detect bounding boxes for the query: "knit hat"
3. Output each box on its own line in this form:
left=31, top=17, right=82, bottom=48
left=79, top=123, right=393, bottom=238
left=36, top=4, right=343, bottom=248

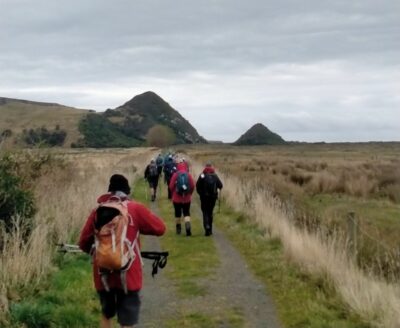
left=108, top=174, right=131, bottom=195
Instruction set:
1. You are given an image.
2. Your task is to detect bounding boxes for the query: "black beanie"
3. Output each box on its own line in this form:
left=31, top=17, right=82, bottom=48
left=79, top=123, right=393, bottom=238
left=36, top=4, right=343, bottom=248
left=108, top=174, right=131, bottom=195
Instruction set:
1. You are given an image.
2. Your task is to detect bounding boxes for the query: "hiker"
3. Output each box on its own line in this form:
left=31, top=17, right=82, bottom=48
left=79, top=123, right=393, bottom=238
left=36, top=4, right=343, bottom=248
left=144, top=159, right=160, bottom=202
left=180, top=157, right=189, bottom=172
left=79, top=174, right=166, bottom=328
left=155, top=153, right=164, bottom=176
left=169, top=161, right=195, bottom=236
left=163, top=155, right=176, bottom=199
left=196, top=163, right=223, bottom=236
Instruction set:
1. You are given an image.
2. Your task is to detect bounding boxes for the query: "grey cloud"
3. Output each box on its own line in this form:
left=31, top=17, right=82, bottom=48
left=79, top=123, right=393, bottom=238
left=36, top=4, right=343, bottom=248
left=0, top=0, right=399, bottom=142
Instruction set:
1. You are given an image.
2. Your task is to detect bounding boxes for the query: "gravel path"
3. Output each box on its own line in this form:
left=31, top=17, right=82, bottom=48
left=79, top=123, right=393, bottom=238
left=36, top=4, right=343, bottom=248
left=138, top=200, right=281, bottom=328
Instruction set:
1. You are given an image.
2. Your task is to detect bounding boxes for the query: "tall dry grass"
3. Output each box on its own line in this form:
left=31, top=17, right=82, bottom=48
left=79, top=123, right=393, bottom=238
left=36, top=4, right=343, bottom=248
left=192, top=158, right=400, bottom=327
left=0, top=148, right=155, bottom=317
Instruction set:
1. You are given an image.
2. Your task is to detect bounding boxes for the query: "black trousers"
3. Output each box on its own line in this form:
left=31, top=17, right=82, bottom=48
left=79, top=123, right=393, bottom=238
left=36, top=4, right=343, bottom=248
left=200, top=197, right=217, bottom=232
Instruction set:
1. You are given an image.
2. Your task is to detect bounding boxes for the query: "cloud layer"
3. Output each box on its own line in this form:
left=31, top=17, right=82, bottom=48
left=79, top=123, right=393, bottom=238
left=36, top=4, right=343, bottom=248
left=1, top=0, right=399, bottom=142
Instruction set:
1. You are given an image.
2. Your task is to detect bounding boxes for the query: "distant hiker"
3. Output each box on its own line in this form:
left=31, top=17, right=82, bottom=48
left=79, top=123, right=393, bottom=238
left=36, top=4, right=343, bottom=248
left=163, top=155, right=176, bottom=199
left=180, top=157, right=189, bottom=172
left=144, top=159, right=160, bottom=202
left=169, top=161, right=195, bottom=236
left=155, top=153, right=164, bottom=176
left=196, top=163, right=223, bottom=236
left=79, top=174, right=166, bottom=328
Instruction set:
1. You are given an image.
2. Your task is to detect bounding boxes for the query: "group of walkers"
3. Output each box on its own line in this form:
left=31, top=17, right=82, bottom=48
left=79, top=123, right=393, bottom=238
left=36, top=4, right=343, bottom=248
left=78, top=150, right=223, bottom=327
left=144, top=151, right=223, bottom=237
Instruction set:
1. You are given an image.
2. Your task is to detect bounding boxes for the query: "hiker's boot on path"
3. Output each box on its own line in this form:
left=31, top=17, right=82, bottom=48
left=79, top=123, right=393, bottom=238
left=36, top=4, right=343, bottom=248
left=185, top=222, right=192, bottom=236
left=205, top=229, right=211, bottom=236
left=176, top=224, right=181, bottom=235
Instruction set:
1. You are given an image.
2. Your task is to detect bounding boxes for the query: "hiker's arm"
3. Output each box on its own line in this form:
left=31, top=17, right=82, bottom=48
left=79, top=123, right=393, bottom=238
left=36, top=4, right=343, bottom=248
left=78, top=210, right=95, bottom=253
left=133, top=204, right=166, bottom=236
left=189, top=175, right=195, bottom=194
left=217, top=175, right=223, bottom=190
left=169, top=173, right=177, bottom=192
left=196, top=176, right=202, bottom=195
left=144, top=165, right=149, bottom=179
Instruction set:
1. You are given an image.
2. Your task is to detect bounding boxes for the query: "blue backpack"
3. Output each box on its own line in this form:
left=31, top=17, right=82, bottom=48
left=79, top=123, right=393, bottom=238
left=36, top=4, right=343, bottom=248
left=176, top=172, right=189, bottom=195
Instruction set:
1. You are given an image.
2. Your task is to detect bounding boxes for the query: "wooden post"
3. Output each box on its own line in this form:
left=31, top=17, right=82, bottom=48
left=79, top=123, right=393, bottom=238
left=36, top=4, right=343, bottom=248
left=347, top=212, right=358, bottom=259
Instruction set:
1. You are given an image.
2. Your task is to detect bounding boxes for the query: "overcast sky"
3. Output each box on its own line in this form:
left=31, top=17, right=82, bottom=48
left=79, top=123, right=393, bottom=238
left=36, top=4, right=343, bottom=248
left=1, top=0, right=399, bottom=142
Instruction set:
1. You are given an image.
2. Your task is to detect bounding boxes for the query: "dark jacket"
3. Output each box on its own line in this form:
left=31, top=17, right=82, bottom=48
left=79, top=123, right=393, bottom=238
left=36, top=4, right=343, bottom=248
left=196, top=166, right=223, bottom=199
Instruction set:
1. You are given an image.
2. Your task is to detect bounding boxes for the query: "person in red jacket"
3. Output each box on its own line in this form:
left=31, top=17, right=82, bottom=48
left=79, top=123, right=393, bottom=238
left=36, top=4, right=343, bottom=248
left=169, top=161, right=195, bottom=236
left=79, top=174, right=166, bottom=328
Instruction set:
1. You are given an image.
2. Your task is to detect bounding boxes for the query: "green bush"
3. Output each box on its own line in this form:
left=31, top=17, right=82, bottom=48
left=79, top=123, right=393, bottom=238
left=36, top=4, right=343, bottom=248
left=22, top=126, right=67, bottom=147
left=0, top=154, right=36, bottom=232
left=78, top=113, right=142, bottom=148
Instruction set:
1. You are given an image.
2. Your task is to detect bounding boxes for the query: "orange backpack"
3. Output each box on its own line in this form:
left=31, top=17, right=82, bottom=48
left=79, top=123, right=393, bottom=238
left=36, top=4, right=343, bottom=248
left=94, top=197, right=141, bottom=292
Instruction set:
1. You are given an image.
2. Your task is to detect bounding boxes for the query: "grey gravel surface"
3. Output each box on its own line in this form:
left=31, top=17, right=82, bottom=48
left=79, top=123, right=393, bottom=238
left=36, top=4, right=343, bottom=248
left=138, top=200, right=281, bottom=328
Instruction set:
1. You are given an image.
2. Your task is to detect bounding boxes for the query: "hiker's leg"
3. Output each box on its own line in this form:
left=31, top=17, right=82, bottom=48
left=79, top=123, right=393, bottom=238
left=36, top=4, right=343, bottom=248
left=200, top=198, right=208, bottom=231
left=174, top=202, right=182, bottom=234
left=183, top=203, right=191, bottom=236
left=101, top=316, right=113, bottom=328
left=99, top=290, right=117, bottom=328
left=167, top=178, right=172, bottom=199
left=116, top=290, right=140, bottom=328
left=208, top=198, right=217, bottom=234
left=154, top=179, right=159, bottom=198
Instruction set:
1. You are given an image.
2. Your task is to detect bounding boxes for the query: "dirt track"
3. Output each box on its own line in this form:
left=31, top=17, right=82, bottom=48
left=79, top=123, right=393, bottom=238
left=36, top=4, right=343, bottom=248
left=138, top=201, right=281, bottom=328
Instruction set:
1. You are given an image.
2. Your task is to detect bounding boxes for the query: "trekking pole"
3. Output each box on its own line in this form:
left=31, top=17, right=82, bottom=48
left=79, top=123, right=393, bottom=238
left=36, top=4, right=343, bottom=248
left=56, top=244, right=169, bottom=277
left=56, top=243, right=82, bottom=253
left=218, top=189, right=222, bottom=213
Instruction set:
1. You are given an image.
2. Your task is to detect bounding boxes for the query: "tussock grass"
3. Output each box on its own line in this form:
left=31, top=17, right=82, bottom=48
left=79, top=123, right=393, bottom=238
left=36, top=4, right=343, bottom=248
left=217, top=170, right=400, bottom=327
left=0, top=148, right=155, bottom=324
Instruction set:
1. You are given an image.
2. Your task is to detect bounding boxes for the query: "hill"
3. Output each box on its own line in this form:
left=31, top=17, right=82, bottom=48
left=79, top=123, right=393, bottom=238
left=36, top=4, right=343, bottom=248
left=234, top=123, right=286, bottom=145
left=108, top=91, right=205, bottom=144
left=0, top=92, right=206, bottom=148
left=0, top=97, right=89, bottom=147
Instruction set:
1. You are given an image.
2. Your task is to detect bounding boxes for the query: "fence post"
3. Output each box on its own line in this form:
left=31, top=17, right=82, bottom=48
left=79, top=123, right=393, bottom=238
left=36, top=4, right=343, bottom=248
left=347, top=212, right=358, bottom=259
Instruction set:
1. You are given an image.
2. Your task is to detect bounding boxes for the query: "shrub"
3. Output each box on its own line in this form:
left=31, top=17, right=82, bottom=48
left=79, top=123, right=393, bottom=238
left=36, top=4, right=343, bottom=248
left=22, top=126, right=67, bottom=147
left=78, top=113, right=141, bottom=148
left=0, top=154, right=36, bottom=232
left=146, top=124, right=176, bottom=148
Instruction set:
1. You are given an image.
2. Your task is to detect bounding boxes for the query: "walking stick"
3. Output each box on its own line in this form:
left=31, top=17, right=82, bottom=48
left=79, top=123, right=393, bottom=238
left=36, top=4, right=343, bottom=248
left=218, top=189, right=222, bottom=213
left=56, top=244, right=169, bottom=277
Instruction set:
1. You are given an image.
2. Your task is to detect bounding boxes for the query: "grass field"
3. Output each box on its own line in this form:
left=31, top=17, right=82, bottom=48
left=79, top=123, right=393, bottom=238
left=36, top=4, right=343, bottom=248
left=1, top=144, right=399, bottom=327
left=0, top=99, right=88, bottom=147
left=184, top=143, right=400, bottom=276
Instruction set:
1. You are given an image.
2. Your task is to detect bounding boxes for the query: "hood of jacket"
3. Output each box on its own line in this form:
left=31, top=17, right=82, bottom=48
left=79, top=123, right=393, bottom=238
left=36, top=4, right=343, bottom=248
left=203, top=166, right=215, bottom=174
left=97, top=192, right=128, bottom=204
left=176, top=162, right=188, bottom=172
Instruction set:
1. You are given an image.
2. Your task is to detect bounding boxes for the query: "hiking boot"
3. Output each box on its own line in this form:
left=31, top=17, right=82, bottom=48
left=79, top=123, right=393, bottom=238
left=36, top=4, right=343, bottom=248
left=151, top=195, right=155, bottom=202
left=176, top=224, right=181, bottom=235
left=185, top=222, right=192, bottom=236
left=205, top=229, right=211, bottom=236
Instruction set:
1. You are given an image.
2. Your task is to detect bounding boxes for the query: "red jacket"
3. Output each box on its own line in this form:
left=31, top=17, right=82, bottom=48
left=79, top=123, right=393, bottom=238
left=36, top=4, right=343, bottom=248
left=169, top=163, right=194, bottom=203
left=78, top=193, right=166, bottom=291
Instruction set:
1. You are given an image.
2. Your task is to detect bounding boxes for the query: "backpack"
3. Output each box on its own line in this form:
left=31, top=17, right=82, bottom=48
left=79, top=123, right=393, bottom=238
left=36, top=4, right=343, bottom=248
left=94, top=197, right=141, bottom=293
left=156, top=156, right=163, bottom=167
left=163, top=161, right=175, bottom=178
left=175, top=172, right=189, bottom=195
left=148, top=163, right=158, bottom=178
left=203, top=173, right=218, bottom=197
